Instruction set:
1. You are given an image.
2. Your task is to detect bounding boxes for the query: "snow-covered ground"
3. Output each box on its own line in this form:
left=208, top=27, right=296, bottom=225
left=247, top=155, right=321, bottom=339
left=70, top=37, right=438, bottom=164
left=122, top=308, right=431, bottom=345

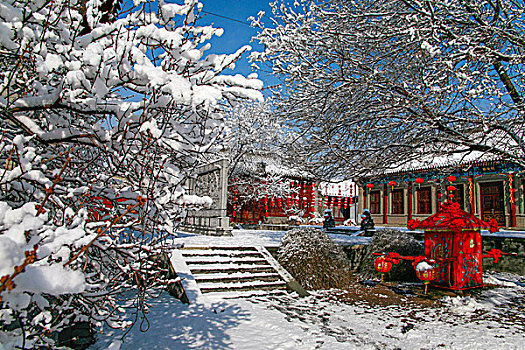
left=90, top=229, right=525, bottom=350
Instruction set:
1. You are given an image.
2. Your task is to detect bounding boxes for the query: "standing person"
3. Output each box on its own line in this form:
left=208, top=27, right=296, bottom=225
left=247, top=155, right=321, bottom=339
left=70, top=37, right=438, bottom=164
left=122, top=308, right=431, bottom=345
left=359, top=209, right=375, bottom=236
left=323, top=209, right=335, bottom=229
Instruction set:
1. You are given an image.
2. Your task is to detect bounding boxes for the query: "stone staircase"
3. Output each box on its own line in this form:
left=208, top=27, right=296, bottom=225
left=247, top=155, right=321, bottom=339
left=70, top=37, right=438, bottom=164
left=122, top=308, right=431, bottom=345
left=179, top=245, right=307, bottom=297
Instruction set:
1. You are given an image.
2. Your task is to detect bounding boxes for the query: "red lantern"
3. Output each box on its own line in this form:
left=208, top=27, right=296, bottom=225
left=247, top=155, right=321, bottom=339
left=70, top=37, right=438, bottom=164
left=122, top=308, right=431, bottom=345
left=374, top=256, right=393, bottom=282
left=415, top=262, right=438, bottom=294
left=415, top=177, right=424, bottom=188
left=366, top=183, right=374, bottom=189
left=447, top=175, right=456, bottom=182
left=388, top=180, right=397, bottom=190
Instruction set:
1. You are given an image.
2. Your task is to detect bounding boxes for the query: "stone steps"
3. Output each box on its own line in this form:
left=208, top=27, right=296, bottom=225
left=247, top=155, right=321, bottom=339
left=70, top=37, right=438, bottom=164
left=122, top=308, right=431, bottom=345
left=179, top=246, right=292, bottom=295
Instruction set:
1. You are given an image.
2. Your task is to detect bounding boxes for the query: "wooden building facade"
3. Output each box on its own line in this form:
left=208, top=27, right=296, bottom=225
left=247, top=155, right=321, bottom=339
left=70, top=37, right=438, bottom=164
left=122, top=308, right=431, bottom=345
left=357, top=160, right=525, bottom=229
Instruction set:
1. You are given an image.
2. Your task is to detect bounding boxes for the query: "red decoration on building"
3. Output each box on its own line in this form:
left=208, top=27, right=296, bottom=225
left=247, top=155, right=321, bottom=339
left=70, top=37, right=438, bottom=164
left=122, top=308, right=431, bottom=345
left=366, top=183, right=374, bottom=189
left=388, top=180, right=397, bottom=190
left=446, top=185, right=456, bottom=199
left=447, top=175, right=456, bottom=182
left=415, top=177, right=424, bottom=188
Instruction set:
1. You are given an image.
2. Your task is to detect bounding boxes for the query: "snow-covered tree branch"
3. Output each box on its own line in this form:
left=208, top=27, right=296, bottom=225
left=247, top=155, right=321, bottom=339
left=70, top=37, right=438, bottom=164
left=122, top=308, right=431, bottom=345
left=0, top=0, right=262, bottom=347
left=251, top=0, right=525, bottom=178
left=216, top=100, right=302, bottom=207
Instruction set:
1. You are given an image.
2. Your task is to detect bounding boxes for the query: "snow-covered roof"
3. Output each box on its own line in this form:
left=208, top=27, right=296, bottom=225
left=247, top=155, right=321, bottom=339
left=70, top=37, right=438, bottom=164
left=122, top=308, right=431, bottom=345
left=381, top=151, right=502, bottom=176
left=367, top=129, right=520, bottom=177
left=234, top=152, right=312, bottom=179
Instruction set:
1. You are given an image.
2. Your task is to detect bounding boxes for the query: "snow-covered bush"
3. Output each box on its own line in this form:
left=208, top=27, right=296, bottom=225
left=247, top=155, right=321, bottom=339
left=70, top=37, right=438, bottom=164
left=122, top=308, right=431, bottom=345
left=277, top=228, right=352, bottom=290
left=0, top=0, right=262, bottom=347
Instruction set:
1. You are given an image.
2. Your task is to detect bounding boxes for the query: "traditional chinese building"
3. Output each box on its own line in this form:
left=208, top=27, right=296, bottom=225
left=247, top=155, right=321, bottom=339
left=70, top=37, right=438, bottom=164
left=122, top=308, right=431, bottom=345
left=227, top=154, right=358, bottom=225
left=356, top=157, right=525, bottom=229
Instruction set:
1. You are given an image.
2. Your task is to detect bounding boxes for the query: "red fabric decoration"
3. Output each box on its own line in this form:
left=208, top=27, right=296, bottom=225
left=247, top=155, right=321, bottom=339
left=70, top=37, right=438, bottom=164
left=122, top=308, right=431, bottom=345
left=413, top=201, right=497, bottom=234
left=488, top=219, right=499, bottom=233
left=407, top=218, right=421, bottom=231
left=447, top=175, right=456, bottom=182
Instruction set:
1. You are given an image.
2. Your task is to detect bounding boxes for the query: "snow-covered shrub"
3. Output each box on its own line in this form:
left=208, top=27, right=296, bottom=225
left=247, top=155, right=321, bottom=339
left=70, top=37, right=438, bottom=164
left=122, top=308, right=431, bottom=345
left=277, top=228, right=352, bottom=290
left=358, top=229, right=424, bottom=282
left=0, top=0, right=262, bottom=347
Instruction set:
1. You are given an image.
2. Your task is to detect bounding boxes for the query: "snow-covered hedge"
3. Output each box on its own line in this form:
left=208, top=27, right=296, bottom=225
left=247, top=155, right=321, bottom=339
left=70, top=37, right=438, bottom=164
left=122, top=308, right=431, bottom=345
left=277, top=228, right=352, bottom=290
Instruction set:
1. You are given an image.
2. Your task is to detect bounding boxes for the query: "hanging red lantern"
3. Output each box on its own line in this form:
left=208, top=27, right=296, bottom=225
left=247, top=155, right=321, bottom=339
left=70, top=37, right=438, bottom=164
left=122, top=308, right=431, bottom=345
left=447, top=175, right=456, bottom=182
left=366, top=183, right=374, bottom=189
left=388, top=180, right=397, bottom=190
left=415, top=261, right=438, bottom=294
left=415, top=177, right=424, bottom=188
left=447, top=185, right=456, bottom=192
left=374, top=256, right=393, bottom=282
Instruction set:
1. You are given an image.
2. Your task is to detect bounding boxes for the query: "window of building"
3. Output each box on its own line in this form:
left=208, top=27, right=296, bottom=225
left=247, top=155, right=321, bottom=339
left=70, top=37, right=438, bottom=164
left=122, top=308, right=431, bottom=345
left=392, top=189, right=404, bottom=214
left=370, top=191, right=381, bottom=214
left=417, top=187, right=432, bottom=214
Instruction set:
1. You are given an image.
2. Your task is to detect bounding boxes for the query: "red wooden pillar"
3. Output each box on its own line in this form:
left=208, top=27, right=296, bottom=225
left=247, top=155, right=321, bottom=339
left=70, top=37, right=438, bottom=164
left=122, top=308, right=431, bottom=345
left=508, top=174, right=517, bottom=227
left=437, top=184, right=442, bottom=211
left=383, top=184, right=388, bottom=224
left=408, top=182, right=413, bottom=221
left=363, top=187, right=367, bottom=211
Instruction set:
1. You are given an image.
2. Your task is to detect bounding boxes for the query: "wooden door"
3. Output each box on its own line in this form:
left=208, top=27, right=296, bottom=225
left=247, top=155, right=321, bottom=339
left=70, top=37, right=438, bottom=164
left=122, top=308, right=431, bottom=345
left=480, top=182, right=505, bottom=226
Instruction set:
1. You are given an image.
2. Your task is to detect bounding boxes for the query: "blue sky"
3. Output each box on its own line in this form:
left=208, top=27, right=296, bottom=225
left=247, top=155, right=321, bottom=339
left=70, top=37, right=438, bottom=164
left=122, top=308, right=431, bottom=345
left=120, top=0, right=278, bottom=91
left=197, top=0, right=278, bottom=90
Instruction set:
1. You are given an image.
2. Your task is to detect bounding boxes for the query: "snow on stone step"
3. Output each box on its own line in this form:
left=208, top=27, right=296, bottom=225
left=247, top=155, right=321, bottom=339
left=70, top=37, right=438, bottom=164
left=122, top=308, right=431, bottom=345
left=198, top=280, right=287, bottom=293
left=194, top=272, right=281, bottom=283
left=184, top=256, right=268, bottom=264
left=181, top=246, right=259, bottom=252
left=180, top=249, right=261, bottom=257
left=175, top=245, right=304, bottom=297
left=187, top=263, right=275, bottom=272
left=204, top=289, right=288, bottom=300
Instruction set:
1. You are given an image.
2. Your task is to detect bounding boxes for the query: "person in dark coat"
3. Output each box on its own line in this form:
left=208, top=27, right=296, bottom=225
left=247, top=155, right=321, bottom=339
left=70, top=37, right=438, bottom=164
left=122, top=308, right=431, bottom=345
left=359, top=209, right=375, bottom=236
left=323, top=209, right=335, bottom=229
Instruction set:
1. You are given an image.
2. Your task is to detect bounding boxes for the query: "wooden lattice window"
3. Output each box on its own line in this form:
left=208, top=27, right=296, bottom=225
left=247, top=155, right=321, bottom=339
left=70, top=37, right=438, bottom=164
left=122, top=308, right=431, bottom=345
left=392, top=189, right=404, bottom=214
left=454, top=184, right=464, bottom=210
left=370, top=191, right=381, bottom=214
left=417, top=187, right=432, bottom=214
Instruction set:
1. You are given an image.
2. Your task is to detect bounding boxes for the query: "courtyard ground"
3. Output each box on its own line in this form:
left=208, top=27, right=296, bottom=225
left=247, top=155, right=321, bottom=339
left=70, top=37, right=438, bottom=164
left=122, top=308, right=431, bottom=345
left=90, top=229, right=525, bottom=350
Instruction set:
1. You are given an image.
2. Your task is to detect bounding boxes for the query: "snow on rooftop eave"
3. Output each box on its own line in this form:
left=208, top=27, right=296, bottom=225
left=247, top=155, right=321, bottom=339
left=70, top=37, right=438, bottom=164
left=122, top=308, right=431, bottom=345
left=360, top=154, right=507, bottom=179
